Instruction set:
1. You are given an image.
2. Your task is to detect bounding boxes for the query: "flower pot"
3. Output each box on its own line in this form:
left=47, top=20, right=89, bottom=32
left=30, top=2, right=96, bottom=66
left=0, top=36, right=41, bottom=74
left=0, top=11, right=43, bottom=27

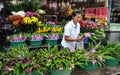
left=48, top=69, right=72, bottom=75
left=14, top=71, right=39, bottom=75
left=84, top=37, right=89, bottom=44
left=104, top=58, right=119, bottom=66
left=29, top=40, right=43, bottom=47
left=10, top=41, right=26, bottom=48
left=46, top=39, right=58, bottom=46
left=79, top=62, right=98, bottom=71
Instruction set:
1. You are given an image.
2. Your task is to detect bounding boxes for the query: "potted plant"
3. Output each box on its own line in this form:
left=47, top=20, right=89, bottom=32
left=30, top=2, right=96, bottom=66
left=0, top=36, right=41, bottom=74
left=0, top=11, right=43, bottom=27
left=0, top=47, right=47, bottom=75
left=80, top=20, right=105, bottom=44
left=8, top=33, right=27, bottom=48
left=96, top=41, right=120, bottom=66
left=77, top=42, right=110, bottom=71
left=45, top=33, right=59, bottom=46
left=27, top=33, right=43, bottom=47
left=37, top=45, right=86, bottom=75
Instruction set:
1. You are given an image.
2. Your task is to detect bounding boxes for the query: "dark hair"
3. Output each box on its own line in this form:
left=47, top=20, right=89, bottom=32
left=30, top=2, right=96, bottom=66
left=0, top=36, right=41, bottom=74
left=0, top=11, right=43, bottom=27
left=72, top=10, right=81, bottom=17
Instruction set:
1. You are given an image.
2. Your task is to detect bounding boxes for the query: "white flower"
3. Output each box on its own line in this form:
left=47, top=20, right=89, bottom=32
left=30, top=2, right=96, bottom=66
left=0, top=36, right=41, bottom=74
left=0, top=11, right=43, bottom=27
left=11, top=11, right=25, bottom=17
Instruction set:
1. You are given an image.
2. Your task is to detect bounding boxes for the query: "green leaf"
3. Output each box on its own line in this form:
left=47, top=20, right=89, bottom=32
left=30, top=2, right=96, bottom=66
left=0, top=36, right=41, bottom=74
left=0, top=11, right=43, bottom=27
left=21, top=63, right=29, bottom=69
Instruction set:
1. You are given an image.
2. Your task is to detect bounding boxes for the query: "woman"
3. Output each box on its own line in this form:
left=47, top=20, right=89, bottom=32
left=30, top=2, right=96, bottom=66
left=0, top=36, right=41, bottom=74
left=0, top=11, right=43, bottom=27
left=61, top=10, right=84, bottom=49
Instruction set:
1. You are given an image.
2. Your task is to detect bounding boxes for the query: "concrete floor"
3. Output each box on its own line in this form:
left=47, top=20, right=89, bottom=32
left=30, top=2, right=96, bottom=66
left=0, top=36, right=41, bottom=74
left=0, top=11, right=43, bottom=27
left=45, top=65, right=120, bottom=75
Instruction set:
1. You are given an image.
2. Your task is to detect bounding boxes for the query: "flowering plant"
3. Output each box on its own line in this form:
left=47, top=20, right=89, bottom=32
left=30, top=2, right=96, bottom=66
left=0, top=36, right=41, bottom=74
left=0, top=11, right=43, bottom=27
left=27, top=33, right=43, bottom=41
left=0, top=47, right=47, bottom=75
left=80, top=20, right=97, bottom=33
left=96, top=41, right=120, bottom=59
left=46, top=33, right=59, bottom=40
left=79, top=20, right=105, bottom=43
left=8, top=33, right=27, bottom=42
left=25, top=11, right=38, bottom=17
left=36, top=25, right=63, bottom=33
left=21, top=16, right=41, bottom=33
left=84, top=42, right=111, bottom=66
left=8, top=15, right=23, bottom=28
left=8, top=11, right=41, bottom=33
left=37, top=45, right=87, bottom=70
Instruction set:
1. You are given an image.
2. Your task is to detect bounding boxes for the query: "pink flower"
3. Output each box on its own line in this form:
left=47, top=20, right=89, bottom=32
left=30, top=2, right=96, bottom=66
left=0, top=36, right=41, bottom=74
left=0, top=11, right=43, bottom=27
left=25, top=11, right=38, bottom=16
left=30, top=61, right=34, bottom=65
left=25, top=67, right=32, bottom=73
left=92, top=59, right=97, bottom=64
left=33, top=65, right=37, bottom=68
left=48, top=34, right=59, bottom=39
left=90, top=49, right=96, bottom=53
left=3, top=66, right=9, bottom=71
left=85, top=33, right=91, bottom=37
left=13, top=36, right=19, bottom=42
left=68, top=46, right=75, bottom=52
left=31, top=35, right=42, bottom=40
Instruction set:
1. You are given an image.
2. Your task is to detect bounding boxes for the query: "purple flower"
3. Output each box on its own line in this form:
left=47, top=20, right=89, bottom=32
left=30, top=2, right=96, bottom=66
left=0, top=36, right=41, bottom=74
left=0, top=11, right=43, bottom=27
left=92, top=59, right=97, bottom=64
left=12, top=34, right=26, bottom=42
left=19, top=60, right=24, bottom=64
left=19, top=59, right=29, bottom=64
left=25, top=67, right=31, bottom=73
left=9, top=61, right=15, bottom=66
left=31, top=35, right=42, bottom=40
left=25, top=11, right=38, bottom=16
left=85, top=32, right=91, bottom=37
left=33, top=65, right=37, bottom=69
left=3, top=66, right=9, bottom=71
left=68, top=46, right=75, bottom=52
left=48, top=34, right=59, bottom=39
left=90, top=49, right=96, bottom=53
left=13, top=36, right=19, bottom=42
left=30, top=61, right=34, bottom=65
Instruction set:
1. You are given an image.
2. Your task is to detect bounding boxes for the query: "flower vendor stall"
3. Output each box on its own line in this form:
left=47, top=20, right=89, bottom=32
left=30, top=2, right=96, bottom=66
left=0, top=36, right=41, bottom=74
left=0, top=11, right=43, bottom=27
left=2, top=0, right=120, bottom=75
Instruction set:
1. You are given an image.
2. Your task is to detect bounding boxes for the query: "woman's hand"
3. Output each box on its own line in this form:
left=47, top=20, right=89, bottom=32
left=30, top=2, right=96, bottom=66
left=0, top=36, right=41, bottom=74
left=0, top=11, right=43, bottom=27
left=76, top=36, right=84, bottom=42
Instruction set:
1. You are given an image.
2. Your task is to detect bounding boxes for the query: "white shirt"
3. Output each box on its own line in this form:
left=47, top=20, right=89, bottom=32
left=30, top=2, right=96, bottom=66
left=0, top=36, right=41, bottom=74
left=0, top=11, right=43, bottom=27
left=61, top=20, right=80, bottom=48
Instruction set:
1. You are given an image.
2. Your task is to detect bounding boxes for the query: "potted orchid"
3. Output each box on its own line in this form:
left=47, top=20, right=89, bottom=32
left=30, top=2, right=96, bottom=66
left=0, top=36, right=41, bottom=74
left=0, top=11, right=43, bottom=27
left=45, top=33, right=59, bottom=46
left=37, top=45, right=87, bottom=75
left=0, top=46, right=47, bottom=75
left=27, top=33, right=43, bottom=47
left=96, top=41, right=120, bottom=66
left=8, top=33, right=27, bottom=48
left=77, top=42, right=110, bottom=71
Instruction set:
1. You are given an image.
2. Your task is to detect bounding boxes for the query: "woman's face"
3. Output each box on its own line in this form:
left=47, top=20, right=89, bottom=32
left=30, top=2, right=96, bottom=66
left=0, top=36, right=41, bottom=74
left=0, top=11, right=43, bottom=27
left=73, top=14, right=82, bottom=23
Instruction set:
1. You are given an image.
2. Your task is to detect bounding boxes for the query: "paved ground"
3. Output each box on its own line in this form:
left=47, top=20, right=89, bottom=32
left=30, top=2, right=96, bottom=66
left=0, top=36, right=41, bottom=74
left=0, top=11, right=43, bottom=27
left=45, top=65, right=120, bottom=75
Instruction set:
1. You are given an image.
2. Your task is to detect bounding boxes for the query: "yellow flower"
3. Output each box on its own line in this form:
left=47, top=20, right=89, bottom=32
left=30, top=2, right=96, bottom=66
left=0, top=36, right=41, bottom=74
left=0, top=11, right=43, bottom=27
left=23, top=17, right=31, bottom=24
left=37, top=21, right=42, bottom=26
left=27, top=19, right=32, bottom=25
left=36, top=27, right=42, bottom=33
left=31, top=16, right=38, bottom=23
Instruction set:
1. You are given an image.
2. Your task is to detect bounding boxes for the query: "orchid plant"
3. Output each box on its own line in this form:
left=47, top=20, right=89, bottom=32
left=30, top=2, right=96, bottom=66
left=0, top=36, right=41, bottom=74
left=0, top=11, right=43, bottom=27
left=96, top=41, right=120, bottom=59
left=27, top=33, right=43, bottom=41
left=8, top=33, right=27, bottom=42
left=46, top=33, right=59, bottom=40
left=37, top=45, right=87, bottom=70
left=84, top=42, right=111, bottom=66
left=0, top=47, right=47, bottom=75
